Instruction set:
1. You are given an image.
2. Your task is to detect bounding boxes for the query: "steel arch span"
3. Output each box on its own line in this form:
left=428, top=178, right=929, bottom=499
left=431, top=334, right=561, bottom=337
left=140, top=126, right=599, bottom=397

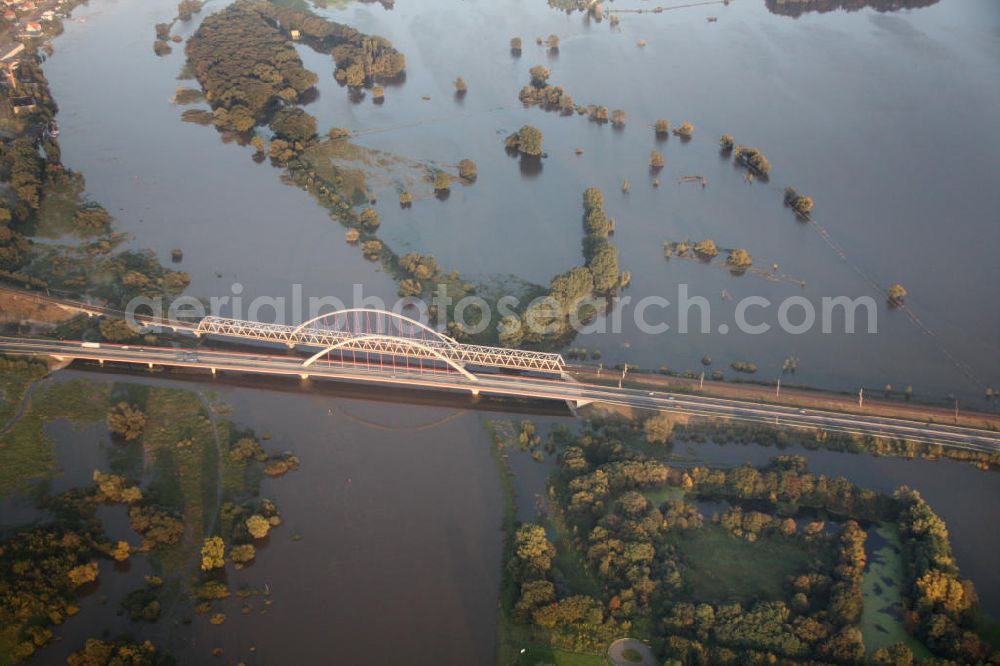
left=301, top=334, right=479, bottom=381
left=291, top=308, right=460, bottom=348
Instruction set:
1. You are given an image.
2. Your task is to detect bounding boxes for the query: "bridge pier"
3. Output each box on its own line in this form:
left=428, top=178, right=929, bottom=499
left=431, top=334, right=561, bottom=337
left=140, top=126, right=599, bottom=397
left=566, top=399, right=595, bottom=415
left=210, top=367, right=216, bottom=376
left=299, top=373, right=309, bottom=380
left=98, top=359, right=104, bottom=367
left=147, top=362, right=154, bottom=370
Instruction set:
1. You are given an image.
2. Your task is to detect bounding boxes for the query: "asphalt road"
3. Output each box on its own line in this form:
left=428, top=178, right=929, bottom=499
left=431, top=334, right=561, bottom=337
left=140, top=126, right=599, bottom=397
left=2, top=336, right=998, bottom=453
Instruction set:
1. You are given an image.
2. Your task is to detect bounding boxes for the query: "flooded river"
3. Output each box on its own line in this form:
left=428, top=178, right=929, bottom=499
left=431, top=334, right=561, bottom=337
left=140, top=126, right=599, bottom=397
left=43, top=0, right=1000, bottom=402
left=18, top=0, right=1000, bottom=660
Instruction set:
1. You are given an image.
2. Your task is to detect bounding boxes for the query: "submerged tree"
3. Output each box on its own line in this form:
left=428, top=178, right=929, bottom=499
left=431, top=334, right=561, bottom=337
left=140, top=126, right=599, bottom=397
left=734, top=145, right=772, bottom=176
left=529, top=65, right=550, bottom=87
left=507, top=125, right=544, bottom=157
left=458, top=159, right=478, bottom=181
left=510, top=36, right=522, bottom=53
left=107, top=403, right=146, bottom=442
left=359, top=208, right=380, bottom=230
left=727, top=248, right=753, bottom=271
left=200, top=537, right=225, bottom=571
left=611, top=109, right=626, bottom=127
left=784, top=187, right=813, bottom=218
left=434, top=171, right=452, bottom=192
left=649, top=150, right=665, bottom=170
left=673, top=122, right=694, bottom=138
left=547, top=34, right=560, bottom=50
left=583, top=187, right=604, bottom=212
left=453, top=76, right=467, bottom=93
left=720, top=134, right=734, bottom=152
left=694, top=239, right=718, bottom=258
left=654, top=119, right=670, bottom=136
left=887, top=283, right=907, bottom=306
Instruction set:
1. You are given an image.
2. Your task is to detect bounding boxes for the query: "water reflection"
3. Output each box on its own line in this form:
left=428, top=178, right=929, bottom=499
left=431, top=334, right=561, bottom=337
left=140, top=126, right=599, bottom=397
left=518, top=155, right=544, bottom=178
left=765, top=0, right=939, bottom=17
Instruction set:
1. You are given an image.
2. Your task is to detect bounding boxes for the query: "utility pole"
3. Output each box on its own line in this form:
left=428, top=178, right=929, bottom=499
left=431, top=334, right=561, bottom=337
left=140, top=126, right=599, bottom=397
left=955, top=399, right=959, bottom=422
left=619, top=366, right=627, bottom=389
left=699, top=371, right=704, bottom=389
left=597, top=362, right=602, bottom=377
left=776, top=377, right=781, bottom=398
left=858, top=387, right=864, bottom=408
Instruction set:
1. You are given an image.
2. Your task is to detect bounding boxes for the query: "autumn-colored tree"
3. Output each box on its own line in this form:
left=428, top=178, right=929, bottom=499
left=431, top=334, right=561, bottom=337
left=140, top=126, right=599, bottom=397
left=106, top=403, right=146, bottom=442
left=68, top=562, right=99, bottom=587
left=362, top=240, right=383, bottom=260
left=458, top=159, right=478, bottom=181
left=230, top=544, right=256, bottom=567
left=727, top=248, right=752, bottom=271
left=433, top=171, right=451, bottom=192
left=694, top=239, right=718, bottom=258
left=359, top=207, right=380, bottom=230
left=514, top=523, right=556, bottom=577
left=529, top=65, right=550, bottom=87
left=582, top=187, right=604, bottom=212
left=111, top=541, right=131, bottom=562
left=673, top=122, right=694, bottom=138
left=345, top=62, right=365, bottom=87
left=246, top=514, right=271, bottom=539
left=512, top=125, right=544, bottom=157
left=200, top=536, right=225, bottom=571
left=888, top=283, right=907, bottom=306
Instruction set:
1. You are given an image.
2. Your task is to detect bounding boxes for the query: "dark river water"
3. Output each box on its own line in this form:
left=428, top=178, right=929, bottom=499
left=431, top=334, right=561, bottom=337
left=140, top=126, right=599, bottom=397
left=19, top=0, right=1000, bottom=660
left=3, top=368, right=996, bottom=665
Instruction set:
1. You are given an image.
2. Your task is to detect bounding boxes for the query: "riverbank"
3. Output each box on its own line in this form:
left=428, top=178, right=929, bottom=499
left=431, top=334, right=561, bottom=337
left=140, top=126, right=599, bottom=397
left=573, top=366, right=1000, bottom=431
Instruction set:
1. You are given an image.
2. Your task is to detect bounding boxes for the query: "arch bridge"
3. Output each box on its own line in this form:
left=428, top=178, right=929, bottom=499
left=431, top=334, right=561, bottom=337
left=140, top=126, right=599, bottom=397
left=193, top=309, right=565, bottom=381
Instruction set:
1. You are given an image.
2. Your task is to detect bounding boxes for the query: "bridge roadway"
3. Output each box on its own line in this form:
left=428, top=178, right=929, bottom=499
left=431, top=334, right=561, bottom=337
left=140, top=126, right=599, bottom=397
left=2, top=336, right=998, bottom=453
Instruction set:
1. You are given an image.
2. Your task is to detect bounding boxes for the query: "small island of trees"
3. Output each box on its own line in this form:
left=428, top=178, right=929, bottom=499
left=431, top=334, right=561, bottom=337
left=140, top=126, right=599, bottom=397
left=458, top=159, right=477, bottom=181
left=727, top=247, right=753, bottom=272
left=734, top=144, right=772, bottom=177
left=673, top=121, right=694, bottom=138
left=784, top=187, right=814, bottom=218
left=505, top=125, right=544, bottom=157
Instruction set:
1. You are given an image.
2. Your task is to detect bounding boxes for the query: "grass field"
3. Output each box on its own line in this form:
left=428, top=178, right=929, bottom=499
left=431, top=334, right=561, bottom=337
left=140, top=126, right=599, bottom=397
left=859, top=524, right=929, bottom=658
left=672, top=524, right=815, bottom=604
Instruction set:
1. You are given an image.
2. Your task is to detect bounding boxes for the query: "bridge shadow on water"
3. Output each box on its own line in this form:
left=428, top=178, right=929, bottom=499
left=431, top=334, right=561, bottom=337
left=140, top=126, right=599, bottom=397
left=57, top=359, right=574, bottom=418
